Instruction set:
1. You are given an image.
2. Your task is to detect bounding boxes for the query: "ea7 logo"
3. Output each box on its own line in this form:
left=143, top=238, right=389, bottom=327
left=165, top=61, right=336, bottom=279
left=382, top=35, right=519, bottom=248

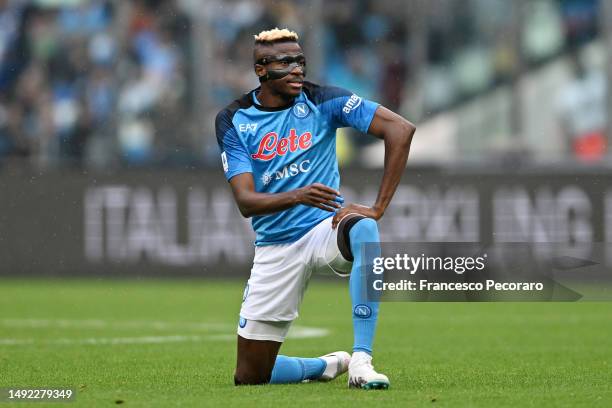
left=239, top=123, right=258, bottom=132
left=342, top=94, right=362, bottom=114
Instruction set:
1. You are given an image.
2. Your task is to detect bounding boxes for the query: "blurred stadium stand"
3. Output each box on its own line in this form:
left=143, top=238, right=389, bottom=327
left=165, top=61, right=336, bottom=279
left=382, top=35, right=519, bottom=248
left=0, top=0, right=609, bottom=170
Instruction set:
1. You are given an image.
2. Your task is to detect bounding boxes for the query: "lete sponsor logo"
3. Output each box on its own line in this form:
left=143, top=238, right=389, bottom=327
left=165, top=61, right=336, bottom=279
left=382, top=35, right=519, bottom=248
left=251, top=129, right=312, bottom=161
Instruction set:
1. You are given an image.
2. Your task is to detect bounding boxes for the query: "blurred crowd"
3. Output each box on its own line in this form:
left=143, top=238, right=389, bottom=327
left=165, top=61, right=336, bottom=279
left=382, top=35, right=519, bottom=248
left=0, top=0, right=191, bottom=168
left=0, top=0, right=607, bottom=168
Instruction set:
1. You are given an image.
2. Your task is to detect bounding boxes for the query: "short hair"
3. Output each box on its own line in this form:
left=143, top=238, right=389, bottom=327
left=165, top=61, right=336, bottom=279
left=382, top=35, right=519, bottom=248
left=254, top=28, right=299, bottom=45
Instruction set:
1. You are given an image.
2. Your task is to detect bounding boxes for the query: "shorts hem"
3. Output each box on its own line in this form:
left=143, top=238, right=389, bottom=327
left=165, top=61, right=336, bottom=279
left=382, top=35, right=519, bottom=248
left=239, top=314, right=297, bottom=322
left=237, top=330, right=286, bottom=343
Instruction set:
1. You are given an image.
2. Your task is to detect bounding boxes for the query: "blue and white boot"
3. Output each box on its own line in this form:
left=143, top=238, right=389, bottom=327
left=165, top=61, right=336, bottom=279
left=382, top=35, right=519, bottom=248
left=318, top=351, right=351, bottom=381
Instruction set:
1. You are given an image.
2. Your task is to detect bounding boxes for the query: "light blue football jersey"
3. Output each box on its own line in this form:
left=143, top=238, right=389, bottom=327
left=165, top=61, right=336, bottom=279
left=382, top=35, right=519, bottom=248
left=215, top=82, right=379, bottom=246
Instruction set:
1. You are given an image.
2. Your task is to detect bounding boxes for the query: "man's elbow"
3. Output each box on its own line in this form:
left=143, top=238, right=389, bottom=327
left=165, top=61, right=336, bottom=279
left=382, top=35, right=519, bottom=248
left=406, top=119, right=417, bottom=136
left=237, top=205, right=254, bottom=218
left=234, top=196, right=254, bottom=218
left=396, top=118, right=416, bottom=147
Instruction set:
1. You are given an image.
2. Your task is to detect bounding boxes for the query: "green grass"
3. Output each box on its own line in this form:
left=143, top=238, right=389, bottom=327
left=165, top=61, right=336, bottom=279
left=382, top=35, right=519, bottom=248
left=1, top=279, right=611, bottom=407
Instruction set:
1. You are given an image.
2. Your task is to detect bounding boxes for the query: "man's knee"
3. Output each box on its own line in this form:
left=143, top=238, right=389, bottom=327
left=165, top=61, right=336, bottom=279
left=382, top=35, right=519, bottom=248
left=352, top=217, right=379, bottom=240
left=338, top=215, right=379, bottom=262
left=234, top=365, right=271, bottom=386
left=349, top=218, right=380, bottom=254
left=234, top=335, right=281, bottom=386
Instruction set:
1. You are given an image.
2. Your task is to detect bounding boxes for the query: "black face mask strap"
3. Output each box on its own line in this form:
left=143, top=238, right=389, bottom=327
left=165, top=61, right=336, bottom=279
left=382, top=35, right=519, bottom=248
left=258, top=65, right=303, bottom=82
left=255, top=55, right=307, bottom=83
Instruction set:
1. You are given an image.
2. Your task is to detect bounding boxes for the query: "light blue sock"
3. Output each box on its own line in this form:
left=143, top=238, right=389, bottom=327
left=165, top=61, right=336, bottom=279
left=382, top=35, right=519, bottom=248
left=349, top=218, right=381, bottom=355
left=269, top=355, right=326, bottom=384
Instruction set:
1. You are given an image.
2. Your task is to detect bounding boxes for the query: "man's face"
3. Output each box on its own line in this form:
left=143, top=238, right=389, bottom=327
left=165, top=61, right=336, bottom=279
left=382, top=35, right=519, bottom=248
left=254, top=42, right=306, bottom=98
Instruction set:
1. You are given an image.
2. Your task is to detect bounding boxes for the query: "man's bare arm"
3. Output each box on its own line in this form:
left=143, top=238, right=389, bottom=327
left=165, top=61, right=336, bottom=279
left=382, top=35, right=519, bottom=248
left=229, top=173, right=341, bottom=218
left=332, top=106, right=416, bottom=228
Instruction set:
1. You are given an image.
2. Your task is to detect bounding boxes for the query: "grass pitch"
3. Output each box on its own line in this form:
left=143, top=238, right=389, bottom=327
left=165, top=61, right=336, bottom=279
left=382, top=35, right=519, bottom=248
left=1, top=279, right=611, bottom=407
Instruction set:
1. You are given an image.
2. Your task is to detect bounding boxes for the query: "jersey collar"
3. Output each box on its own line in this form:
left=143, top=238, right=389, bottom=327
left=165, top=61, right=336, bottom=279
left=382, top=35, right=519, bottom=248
left=250, top=88, right=302, bottom=112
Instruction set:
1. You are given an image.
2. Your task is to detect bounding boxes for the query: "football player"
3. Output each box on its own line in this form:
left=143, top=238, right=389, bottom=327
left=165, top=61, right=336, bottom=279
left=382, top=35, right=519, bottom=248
left=216, top=28, right=415, bottom=389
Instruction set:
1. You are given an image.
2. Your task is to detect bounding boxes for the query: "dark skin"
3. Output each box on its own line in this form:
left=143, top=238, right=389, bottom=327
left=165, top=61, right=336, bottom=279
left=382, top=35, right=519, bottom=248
left=233, top=40, right=416, bottom=385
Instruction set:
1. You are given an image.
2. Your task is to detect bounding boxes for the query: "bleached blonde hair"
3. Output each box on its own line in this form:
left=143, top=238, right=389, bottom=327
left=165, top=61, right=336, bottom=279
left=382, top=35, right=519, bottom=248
left=254, top=28, right=299, bottom=44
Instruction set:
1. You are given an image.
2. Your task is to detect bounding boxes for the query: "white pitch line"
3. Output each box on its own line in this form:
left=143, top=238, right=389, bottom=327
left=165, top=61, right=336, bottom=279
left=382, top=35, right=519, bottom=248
left=0, top=335, right=205, bottom=346
left=288, top=326, right=329, bottom=339
left=0, top=338, right=35, bottom=345
left=56, top=335, right=207, bottom=345
left=0, top=318, right=233, bottom=331
left=0, top=318, right=329, bottom=346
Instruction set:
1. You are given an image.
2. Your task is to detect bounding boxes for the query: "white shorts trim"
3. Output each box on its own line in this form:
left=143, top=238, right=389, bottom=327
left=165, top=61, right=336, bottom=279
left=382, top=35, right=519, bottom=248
left=237, top=319, right=291, bottom=343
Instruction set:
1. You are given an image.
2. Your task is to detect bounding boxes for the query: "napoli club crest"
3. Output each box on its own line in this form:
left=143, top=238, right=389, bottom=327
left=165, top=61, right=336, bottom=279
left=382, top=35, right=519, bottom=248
left=353, top=304, right=372, bottom=319
left=293, top=102, right=310, bottom=118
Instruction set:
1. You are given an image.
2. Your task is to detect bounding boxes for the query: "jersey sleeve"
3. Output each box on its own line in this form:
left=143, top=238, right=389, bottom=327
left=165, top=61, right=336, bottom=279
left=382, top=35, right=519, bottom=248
left=215, top=109, right=252, bottom=181
left=316, top=85, right=380, bottom=133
